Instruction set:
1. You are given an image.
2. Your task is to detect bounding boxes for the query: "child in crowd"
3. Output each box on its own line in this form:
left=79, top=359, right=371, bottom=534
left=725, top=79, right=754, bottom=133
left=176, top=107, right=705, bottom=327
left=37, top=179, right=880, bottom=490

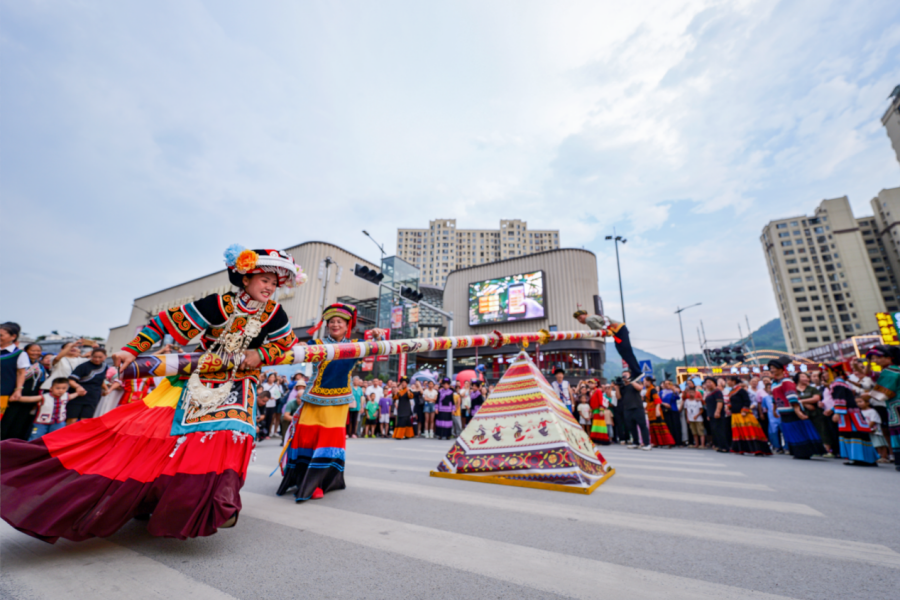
left=378, top=392, right=393, bottom=437
left=365, top=392, right=380, bottom=438
left=577, top=395, right=592, bottom=434
left=27, top=378, right=71, bottom=440
left=858, top=396, right=890, bottom=463
left=256, top=391, right=271, bottom=441
left=684, top=392, right=705, bottom=448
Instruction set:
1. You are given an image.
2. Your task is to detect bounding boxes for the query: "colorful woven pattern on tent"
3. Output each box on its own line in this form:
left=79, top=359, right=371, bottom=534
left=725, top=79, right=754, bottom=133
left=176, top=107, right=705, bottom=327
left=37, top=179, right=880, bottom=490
left=431, top=351, right=614, bottom=494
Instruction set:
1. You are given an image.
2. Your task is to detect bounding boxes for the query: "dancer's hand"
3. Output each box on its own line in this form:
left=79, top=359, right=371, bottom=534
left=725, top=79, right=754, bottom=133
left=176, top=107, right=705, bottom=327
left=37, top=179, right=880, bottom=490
left=113, top=351, right=136, bottom=372
left=240, top=349, right=262, bottom=371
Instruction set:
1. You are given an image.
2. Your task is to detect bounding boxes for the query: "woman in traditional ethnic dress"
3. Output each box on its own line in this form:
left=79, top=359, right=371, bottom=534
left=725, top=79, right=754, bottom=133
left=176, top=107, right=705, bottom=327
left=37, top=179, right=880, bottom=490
left=277, top=304, right=386, bottom=501
left=824, top=363, right=878, bottom=466
left=767, top=357, right=825, bottom=460
left=588, top=379, right=610, bottom=445
left=861, top=346, right=900, bottom=471
left=0, top=246, right=304, bottom=542
left=644, top=378, right=675, bottom=447
left=725, top=375, right=771, bottom=455
left=392, top=377, right=416, bottom=439
left=1, top=343, right=45, bottom=441
left=434, top=378, right=456, bottom=440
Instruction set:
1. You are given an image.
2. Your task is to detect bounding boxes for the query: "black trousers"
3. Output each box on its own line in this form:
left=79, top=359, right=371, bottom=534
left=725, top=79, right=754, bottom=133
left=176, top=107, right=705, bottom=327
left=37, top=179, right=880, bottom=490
left=624, top=408, right=650, bottom=446
left=613, top=403, right=627, bottom=442
left=664, top=408, right=683, bottom=445
left=711, top=416, right=730, bottom=451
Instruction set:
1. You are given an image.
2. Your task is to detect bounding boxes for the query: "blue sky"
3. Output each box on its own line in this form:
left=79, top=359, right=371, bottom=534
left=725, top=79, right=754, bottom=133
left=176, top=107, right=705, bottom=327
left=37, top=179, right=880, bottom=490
left=2, top=0, right=899, bottom=358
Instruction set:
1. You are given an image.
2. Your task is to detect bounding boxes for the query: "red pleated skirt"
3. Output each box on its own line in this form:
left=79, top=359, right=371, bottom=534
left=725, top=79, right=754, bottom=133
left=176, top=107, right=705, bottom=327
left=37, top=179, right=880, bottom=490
left=0, top=379, right=252, bottom=543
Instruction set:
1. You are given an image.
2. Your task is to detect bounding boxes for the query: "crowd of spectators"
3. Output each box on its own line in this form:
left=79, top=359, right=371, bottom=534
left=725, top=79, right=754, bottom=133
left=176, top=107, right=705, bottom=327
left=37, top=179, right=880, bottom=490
left=3, top=319, right=893, bottom=470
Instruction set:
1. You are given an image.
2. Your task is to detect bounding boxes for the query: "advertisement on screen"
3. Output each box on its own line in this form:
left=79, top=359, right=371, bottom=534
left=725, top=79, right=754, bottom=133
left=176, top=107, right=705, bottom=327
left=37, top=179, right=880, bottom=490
left=468, top=271, right=546, bottom=326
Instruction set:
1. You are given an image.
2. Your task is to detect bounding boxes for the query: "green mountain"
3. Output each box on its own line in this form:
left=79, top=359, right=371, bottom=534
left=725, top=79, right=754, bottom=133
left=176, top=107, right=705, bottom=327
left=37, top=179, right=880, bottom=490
left=738, top=318, right=787, bottom=352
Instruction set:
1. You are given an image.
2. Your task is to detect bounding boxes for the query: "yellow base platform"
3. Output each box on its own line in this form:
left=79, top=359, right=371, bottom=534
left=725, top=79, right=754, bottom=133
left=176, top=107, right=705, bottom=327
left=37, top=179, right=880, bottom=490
left=429, top=467, right=616, bottom=495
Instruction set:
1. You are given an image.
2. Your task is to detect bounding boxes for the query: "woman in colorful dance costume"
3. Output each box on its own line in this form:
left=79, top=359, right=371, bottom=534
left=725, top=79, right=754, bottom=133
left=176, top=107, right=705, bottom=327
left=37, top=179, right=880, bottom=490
left=725, top=374, right=771, bottom=455
left=860, top=345, right=900, bottom=471
left=824, top=362, right=878, bottom=466
left=0, top=245, right=304, bottom=542
left=276, top=303, right=386, bottom=502
left=645, top=377, right=675, bottom=447
left=767, top=356, right=825, bottom=460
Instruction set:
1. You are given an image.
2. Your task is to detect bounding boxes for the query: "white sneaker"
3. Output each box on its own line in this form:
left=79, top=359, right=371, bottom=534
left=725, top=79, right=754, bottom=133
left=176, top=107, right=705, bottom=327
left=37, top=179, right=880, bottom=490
left=641, top=445, right=652, bottom=451
left=627, top=444, right=638, bottom=449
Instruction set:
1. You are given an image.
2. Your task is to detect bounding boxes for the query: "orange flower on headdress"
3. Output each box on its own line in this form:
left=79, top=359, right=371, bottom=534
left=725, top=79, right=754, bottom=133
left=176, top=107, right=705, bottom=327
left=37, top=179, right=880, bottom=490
left=235, top=249, right=259, bottom=273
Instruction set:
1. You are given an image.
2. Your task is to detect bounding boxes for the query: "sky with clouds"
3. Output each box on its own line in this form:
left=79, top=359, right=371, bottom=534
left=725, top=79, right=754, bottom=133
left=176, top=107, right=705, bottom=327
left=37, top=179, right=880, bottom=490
left=2, top=0, right=899, bottom=357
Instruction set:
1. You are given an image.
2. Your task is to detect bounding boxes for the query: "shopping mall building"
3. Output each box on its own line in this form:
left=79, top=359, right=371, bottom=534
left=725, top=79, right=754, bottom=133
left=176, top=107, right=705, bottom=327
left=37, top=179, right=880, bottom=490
left=107, top=242, right=605, bottom=382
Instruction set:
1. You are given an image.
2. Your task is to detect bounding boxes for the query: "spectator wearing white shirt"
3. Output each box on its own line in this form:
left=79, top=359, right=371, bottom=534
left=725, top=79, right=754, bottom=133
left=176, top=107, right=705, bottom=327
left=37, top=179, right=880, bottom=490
left=550, top=367, right=572, bottom=413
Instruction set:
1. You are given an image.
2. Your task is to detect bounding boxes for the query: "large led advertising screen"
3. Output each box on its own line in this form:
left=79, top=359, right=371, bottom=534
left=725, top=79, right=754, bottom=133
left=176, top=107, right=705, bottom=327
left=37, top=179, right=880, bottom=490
left=468, top=271, right=546, bottom=326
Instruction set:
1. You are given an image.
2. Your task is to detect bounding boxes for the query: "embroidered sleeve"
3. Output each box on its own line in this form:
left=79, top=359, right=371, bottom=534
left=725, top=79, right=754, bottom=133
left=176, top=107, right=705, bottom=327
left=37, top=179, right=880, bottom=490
left=832, top=385, right=848, bottom=414
left=780, top=380, right=799, bottom=405
left=257, top=306, right=298, bottom=365
left=123, top=294, right=228, bottom=356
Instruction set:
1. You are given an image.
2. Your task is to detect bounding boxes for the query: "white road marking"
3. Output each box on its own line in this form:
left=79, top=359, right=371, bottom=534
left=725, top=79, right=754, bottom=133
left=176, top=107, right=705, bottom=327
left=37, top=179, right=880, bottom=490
left=610, top=456, right=726, bottom=467
left=612, top=463, right=746, bottom=476
left=251, top=462, right=812, bottom=514
left=602, top=485, right=821, bottom=516
left=616, top=473, right=774, bottom=491
left=344, top=477, right=899, bottom=569
left=0, top=522, right=238, bottom=600
left=391, top=446, right=453, bottom=455
left=240, top=492, right=801, bottom=600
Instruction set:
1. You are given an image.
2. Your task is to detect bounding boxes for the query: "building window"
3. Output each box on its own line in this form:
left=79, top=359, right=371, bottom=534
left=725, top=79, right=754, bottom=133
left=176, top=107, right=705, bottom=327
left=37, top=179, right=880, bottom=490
left=776, top=223, right=787, bottom=229
left=806, top=337, right=818, bottom=342
left=781, top=241, right=792, bottom=247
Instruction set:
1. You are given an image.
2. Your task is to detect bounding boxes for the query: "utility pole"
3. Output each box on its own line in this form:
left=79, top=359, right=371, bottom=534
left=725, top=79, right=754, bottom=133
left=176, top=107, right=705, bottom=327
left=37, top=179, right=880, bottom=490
left=317, top=257, right=334, bottom=338
left=698, top=326, right=710, bottom=366
left=675, top=303, right=702, bottom=368
left=745, top=315, right=760, bottom=365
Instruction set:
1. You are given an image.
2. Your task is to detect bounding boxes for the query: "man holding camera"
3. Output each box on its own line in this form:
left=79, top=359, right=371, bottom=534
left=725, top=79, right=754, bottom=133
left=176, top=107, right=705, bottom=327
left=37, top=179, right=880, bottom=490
left=613, top=369, right=651, bottom=450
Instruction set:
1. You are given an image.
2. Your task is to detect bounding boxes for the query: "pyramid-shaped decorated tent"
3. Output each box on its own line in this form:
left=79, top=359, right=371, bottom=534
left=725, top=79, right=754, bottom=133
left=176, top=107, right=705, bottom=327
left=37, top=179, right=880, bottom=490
left=431, top=351, right=615, bottom=494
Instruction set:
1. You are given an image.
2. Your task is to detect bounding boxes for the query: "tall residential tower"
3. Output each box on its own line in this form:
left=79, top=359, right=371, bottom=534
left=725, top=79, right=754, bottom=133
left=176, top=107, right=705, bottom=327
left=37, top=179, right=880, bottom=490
left=761, top=196, right=885, bottom=354
left=396, top=219, right=559, bottom=287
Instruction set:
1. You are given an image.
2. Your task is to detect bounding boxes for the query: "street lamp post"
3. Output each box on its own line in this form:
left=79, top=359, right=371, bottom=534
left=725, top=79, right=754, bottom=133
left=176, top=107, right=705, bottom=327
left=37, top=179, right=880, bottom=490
left=604, top=234, right=627, bottom=322
left=362, top=230, right=386, bottom=264
left=675, top=303, right=702, bottom=368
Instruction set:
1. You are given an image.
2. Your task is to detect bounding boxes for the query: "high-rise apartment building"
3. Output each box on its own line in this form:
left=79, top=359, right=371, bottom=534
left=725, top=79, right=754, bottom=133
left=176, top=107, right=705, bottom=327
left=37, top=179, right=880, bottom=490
left=761, top=196, right=886, bottom=354
left=882, top=85, right=900, bottom=166
left=396, top=219, right=560, bottom=287
left=869, top=187, right=900, bottom=310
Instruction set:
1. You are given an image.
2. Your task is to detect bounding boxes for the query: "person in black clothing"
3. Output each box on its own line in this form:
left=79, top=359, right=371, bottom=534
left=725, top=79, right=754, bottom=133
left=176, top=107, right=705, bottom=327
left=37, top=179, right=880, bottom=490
left=1, top=343, right=45, bottom=441
left=614, top=370, right=649, bottom=449
left=66, top=348, right=109, bottom=423
left=703, top=377, right=729, bottom=452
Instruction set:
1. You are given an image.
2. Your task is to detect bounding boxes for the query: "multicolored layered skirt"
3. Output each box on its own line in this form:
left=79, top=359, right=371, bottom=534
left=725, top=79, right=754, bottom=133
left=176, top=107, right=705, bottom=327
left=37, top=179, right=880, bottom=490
left=648, top=415, right=675, bottom=446
left=0, top=379, right=253, bottom=543
left=730, top=410, right=772, bottom=455
left=837, top=409, right=878, bottom=465
left=277, top=403, right=348, bottom=501
left=590, top=408, right=610, bottom=445
left=780, top=409, right=826, bottom=459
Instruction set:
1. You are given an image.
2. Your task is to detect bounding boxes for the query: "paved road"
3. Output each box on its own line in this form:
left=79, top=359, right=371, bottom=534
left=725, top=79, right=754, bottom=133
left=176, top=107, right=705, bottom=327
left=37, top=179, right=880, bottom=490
left=2, top=437, right=897, bottom=599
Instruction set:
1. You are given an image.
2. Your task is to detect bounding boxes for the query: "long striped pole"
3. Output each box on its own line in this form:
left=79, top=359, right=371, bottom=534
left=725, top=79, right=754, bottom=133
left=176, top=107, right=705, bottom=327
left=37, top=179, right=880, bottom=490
left=119, top=329, right=607, bottom=380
